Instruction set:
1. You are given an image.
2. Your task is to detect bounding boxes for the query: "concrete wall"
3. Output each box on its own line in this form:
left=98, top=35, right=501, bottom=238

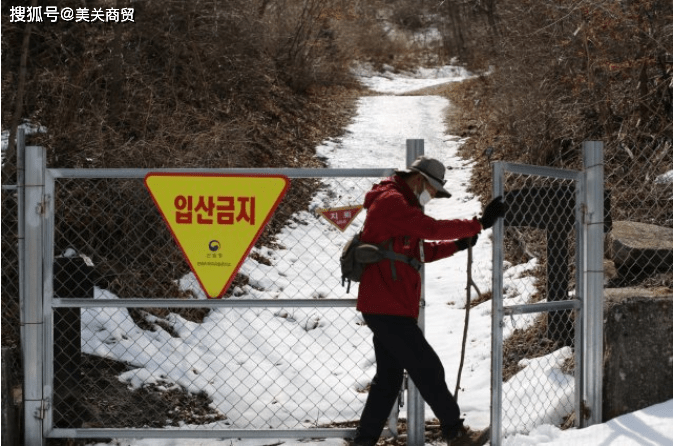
left=603, top=287, right=673, bottom=421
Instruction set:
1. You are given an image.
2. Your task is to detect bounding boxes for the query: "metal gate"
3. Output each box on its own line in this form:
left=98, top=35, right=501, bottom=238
left=19, top=141, right=430, bottom=445
left=490, top=142, right=605, bottom=445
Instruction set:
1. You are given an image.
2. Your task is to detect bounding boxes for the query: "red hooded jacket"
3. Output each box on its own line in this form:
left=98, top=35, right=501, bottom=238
left=356, top=175, right=483, bottom=319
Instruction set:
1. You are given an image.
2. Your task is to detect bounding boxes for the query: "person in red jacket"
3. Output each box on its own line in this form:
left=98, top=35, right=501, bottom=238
left=353, top=156, right=505, bottom=446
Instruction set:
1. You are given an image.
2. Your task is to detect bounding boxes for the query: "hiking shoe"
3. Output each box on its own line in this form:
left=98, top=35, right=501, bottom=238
left=442, top=418, right=468, bottom=445
left=349, top=429, right=378, bottom=446
left=348, top=438, right=378, bottom=446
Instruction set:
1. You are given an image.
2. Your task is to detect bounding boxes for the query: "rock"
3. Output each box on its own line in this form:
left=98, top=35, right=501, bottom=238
left=607, top=221, right=673, bottom=273
left=603, top=287, right=673, bottom=421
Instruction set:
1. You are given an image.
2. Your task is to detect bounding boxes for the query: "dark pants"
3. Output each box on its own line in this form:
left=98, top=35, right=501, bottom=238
left=355, top=314, right=461, bottom=443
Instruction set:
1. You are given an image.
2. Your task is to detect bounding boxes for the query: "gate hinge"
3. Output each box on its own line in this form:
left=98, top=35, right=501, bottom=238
left=581, top=202, right=588, bottom=225
left=33, top=398, right=50, bottom=420
left=37, top=194, right=50, bottom=215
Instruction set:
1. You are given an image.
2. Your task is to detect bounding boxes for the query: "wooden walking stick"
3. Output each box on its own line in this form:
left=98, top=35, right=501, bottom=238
left=454, top=241, right=482, bottom=402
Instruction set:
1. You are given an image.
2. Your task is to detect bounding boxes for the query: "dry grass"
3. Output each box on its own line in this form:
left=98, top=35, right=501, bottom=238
left=1, top=0, right=425, bottom=356
left=441, top=0, right=672, bottom=287
left=1, top=0, right=382, bottom=308
left=440, top=1, right=672, bottom=179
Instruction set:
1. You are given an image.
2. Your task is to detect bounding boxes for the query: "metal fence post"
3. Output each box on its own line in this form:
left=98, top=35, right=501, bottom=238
left=23, top=145, right=46, bottom=446
left=582, top=141, right=604, bottom=426
left=405, top=139, right=425, bottom=446
left=18, top=128, right=26, bottom=341
left=574, top=172, right=586, bottom=429
left=490, top=162, right=505, bottom=446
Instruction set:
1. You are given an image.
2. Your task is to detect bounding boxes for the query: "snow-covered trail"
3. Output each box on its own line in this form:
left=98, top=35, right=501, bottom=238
left=316, top=82, right=497, bottom=429
left=82, top=67, right=491, bottom=433
left=83, top=66, right=501, bottom=438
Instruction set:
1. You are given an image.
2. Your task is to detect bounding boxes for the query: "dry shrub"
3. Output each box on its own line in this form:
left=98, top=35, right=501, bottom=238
left=2, top=0, right=386, bottom=302
left=1, top=0, right=439, bottom=315
left=431, top=0, right=499, bottom=66
left=389, top=0, right=427, bottom=33
left=0, top=0, right=389, bottom=172
left=434, top=0, right=671, bottom=388
left=260, top=0, right=355, bottom=93
left=443, top=0, right=672, bottom=233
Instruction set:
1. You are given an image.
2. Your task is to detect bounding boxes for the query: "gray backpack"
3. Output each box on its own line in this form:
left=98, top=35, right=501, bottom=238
left=340, top=232, right=422, bottom=293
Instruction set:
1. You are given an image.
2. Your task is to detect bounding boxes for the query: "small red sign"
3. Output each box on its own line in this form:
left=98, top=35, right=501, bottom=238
left=316, top=205, right=364, bottom=232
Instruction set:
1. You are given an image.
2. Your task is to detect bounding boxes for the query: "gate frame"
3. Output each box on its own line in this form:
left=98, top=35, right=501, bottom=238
left=21, top=142, right=430, bottom=445
left=490, top=142, right=604, bottom=445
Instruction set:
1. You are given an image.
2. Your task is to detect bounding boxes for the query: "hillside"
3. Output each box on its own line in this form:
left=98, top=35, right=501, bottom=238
left=439, top=0, right=672, bottom=220
left=0, top=1, right=385, bottom=309
left=441, top=0, right=672, bottom=288
left=2, top=0, right=670, bottom=364
left=1, top=1, right=671, bottom=444
left=2, top=0, right=670, bottom=336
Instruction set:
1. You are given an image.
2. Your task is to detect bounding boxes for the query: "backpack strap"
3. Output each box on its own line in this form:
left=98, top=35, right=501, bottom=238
left=380, top=240, right=422, bottom=281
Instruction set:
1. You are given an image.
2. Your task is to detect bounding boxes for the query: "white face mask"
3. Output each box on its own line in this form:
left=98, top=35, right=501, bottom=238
left=418, top=188, right=432, bottom=206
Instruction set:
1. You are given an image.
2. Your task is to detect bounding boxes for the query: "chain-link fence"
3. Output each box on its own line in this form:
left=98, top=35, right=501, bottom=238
left=44, top=170, right=395, bottom=438
left=5, top=139, right=669, bottom=443
left=499, top=311, right=577, bottom=434
left=53, top=303, right=370, bottom=431
left=2, top=128, right=25, bottom=446
left=1, top=185, right=23, bottom=387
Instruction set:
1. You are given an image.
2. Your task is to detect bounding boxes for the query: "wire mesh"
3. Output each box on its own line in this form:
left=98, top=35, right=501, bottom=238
left=498, top=170, right=580, bottom=436
left=500, top=311, right=576, bottom=436
left=604, top=146, right=673, bottom=288
left=48, top=174, right=382, bottom=433
left=6, top=143, right=667, bottom=438
left=52, top=305, right=372, bottom=430
left=1, top=187, right=23, bottom=386
left=502, top=172, right=580, bottom=308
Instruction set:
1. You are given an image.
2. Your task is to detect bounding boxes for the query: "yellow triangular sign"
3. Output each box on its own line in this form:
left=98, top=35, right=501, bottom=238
left=145, top=173, right=289, bottom=298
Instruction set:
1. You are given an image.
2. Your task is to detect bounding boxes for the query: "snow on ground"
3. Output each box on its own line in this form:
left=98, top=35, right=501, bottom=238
left=503, top=399, right=673, bottom=446
left=655, top=169, right=673, bottom=185
left=353, top=63, right=471, bottom=95
left=74, top=66, right=673, bottom=445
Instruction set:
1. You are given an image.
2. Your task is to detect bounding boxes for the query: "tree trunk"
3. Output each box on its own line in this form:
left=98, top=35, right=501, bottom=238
left=2, top=0, right=38, bottom=184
